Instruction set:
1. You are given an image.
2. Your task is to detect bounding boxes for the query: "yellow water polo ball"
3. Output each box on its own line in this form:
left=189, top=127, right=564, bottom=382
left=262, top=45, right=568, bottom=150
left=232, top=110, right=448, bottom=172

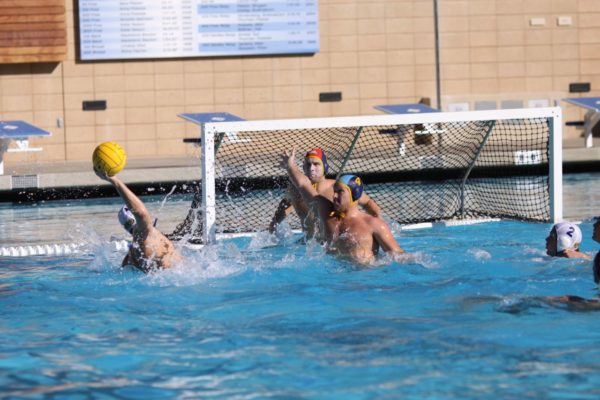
left=92, top=141, right=126, bottom=176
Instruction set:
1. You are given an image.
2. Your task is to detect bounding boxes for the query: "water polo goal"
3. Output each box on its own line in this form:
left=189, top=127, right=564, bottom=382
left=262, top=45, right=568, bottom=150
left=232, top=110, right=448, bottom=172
left=172, top=107, right=562, bottom=244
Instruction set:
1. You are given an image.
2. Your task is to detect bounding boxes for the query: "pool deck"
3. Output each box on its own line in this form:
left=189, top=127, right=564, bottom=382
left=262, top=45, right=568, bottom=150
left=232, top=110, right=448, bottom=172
left=0, top=138, right=599, bottom=202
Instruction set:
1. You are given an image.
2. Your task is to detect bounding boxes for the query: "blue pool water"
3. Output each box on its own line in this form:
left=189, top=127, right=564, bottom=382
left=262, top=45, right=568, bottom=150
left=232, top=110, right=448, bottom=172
left=2, top=174, right=600, bottom=399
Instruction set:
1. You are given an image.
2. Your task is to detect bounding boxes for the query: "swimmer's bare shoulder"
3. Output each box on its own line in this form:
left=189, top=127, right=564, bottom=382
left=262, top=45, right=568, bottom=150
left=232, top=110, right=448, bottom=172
left=335, top=213, right=406, bottom=265
left=150, top=227, right=182, bottom=267
left=367, top=214, right=404, bottom=254
left=129, top=227, right=182, bottom=271
left=317, top=179, right=335, bottom=196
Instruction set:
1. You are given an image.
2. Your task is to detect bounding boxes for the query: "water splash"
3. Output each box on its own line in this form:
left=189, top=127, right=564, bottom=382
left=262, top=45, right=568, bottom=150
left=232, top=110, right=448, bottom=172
left=66, top=222, right=124, bottom=273
left=468, top=248, right=492, bottom=261
left=304, top=238, right=327, bottom=260
left=270, top=220, right=298, bottom=245
left=142, top=245, right=245, bottom=287
left=523, top=246, right=546, bottom=256
left=159, top=185, right=178, bottom=210
left=248, top=231, right=279, bottom=250
left=399, top=251, right=439, bottom=269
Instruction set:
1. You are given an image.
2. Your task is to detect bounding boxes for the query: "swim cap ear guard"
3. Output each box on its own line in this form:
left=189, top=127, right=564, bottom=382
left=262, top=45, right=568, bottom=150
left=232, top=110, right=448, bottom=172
left=304, top=148, right=328, bottom=174
left=118, top=205, right=137, bottom=234
left=553, top=222, right=582, bottom=253
left=336, top=174, right=363, bottom=204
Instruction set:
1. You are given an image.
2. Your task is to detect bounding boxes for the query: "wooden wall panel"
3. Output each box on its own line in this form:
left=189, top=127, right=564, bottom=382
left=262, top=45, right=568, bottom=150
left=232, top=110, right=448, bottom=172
left=0, top=0, right=66, bottom=63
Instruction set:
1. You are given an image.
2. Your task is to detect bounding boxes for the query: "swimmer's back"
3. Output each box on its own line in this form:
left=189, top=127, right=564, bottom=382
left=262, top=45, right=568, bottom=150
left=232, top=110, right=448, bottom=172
left=129, top=227, right=182, bottom=272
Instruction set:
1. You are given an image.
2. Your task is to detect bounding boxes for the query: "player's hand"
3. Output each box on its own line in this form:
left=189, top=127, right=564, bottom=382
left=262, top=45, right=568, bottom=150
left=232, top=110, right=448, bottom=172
left=279, top=147, right=296, bottom=169
left=94, top=165, right=117, bottom=184
left=94, top=165, right=109, bottom=181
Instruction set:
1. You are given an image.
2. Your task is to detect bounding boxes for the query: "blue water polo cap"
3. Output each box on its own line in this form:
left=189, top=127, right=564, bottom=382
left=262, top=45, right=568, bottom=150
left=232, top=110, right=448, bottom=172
left=336, top=174, right=363, bottom=203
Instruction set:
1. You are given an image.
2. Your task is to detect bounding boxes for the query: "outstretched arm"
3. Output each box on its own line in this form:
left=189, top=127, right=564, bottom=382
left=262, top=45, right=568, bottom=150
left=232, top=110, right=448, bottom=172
left=562, top=249, right=592, bottom=260
left=95, top=168, right=154, bottom=233
left=279, top=148, right=318, bottom=203
left=538, top=295, right=600, bottom=311
left=358, top=193, right=381, bottom=217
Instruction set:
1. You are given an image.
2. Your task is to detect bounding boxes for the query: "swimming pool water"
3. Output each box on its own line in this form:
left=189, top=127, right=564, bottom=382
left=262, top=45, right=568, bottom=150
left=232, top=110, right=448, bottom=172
left=1, top=173, right=600, bottom=399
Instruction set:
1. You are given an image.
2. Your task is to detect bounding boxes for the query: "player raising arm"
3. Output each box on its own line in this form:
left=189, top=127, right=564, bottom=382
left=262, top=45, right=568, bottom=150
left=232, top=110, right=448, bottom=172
left=280, top=147, right=406, bottom=265
left=95, top=167, right=182, bottom=273
left=269, top=148, right=381, bottom=239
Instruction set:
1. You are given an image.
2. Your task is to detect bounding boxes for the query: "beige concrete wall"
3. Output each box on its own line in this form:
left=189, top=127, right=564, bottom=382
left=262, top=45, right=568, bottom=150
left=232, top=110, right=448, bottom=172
left=1, top=0, right=599, bottom=167
left=439, top=0, right=600, bottom=135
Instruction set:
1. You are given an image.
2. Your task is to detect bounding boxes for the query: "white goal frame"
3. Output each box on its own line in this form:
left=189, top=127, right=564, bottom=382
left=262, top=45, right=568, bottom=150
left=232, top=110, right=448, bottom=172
left=199, top=107, right=563, bottom=243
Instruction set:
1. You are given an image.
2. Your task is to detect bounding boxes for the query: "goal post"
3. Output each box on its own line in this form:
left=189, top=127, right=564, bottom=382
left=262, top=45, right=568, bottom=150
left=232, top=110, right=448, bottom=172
left=200, top=121, right=217, bottom=244
left=193, top=107, right=562, bottom=243
left=548, top=110, right=563, bottom=226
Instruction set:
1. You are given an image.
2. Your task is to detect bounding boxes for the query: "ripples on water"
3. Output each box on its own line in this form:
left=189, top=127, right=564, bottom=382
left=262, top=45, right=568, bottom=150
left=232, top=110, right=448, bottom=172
left=1, top=174, right=600, bottom=398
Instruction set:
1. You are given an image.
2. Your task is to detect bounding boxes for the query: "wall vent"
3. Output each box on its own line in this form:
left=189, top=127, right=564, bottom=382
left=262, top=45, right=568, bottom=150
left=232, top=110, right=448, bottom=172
left=11, top=175, right=39, bottom=189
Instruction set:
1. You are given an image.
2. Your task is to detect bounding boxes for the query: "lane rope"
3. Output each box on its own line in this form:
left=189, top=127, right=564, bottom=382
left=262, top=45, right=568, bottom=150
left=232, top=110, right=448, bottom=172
left=0, top=240, right=129, bottom=257
left=0, top=219, right=498, bottom=258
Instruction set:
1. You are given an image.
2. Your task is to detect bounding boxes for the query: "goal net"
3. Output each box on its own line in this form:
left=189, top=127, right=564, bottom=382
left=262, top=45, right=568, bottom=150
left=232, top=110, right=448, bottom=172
left=172, top=107, right=562, bottom=243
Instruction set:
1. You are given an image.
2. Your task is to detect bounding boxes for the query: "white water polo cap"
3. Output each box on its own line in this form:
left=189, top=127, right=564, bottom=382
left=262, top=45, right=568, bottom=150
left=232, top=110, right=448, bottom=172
left=554, top=222, right=582, bottom=252
left=118, top=205, right=137, bottom=234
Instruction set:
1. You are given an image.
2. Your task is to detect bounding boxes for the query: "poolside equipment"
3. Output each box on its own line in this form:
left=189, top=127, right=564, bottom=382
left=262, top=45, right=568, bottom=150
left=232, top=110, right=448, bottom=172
left=93, top=141, right=126, bottom=176
left=562, top=96, right=600, bottom=148
left=0, top=120, right=50, bottom=175
left=178, top=107, right=562, bottom=244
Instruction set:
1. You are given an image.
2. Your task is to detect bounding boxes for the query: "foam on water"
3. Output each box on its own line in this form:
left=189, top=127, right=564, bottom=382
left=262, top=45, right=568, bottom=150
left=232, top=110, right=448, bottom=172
left=468, top=248, right=492, bottom=261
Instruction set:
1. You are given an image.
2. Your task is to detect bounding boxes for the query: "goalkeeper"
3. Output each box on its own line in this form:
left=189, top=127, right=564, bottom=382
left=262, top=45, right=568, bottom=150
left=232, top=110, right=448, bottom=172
left=280, top=147, right=406, bottom=264
left=269, top=147, right=381, bottom=238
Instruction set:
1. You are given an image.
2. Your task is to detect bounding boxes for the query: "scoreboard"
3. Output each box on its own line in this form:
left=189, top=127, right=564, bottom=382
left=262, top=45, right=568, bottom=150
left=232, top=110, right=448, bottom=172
left=79, top=0, right=319, bottom=60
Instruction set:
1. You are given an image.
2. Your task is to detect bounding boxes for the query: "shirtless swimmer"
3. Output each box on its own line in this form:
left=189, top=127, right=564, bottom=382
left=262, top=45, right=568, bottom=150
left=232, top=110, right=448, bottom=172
left=280, top=147, right=407, bottom=264
left=95, top=168, right=182, bottom=273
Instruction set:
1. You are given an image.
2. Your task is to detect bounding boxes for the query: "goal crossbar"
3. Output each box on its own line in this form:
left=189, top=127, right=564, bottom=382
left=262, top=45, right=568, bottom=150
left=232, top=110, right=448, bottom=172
left=204, top=107, right=562, bottom=134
